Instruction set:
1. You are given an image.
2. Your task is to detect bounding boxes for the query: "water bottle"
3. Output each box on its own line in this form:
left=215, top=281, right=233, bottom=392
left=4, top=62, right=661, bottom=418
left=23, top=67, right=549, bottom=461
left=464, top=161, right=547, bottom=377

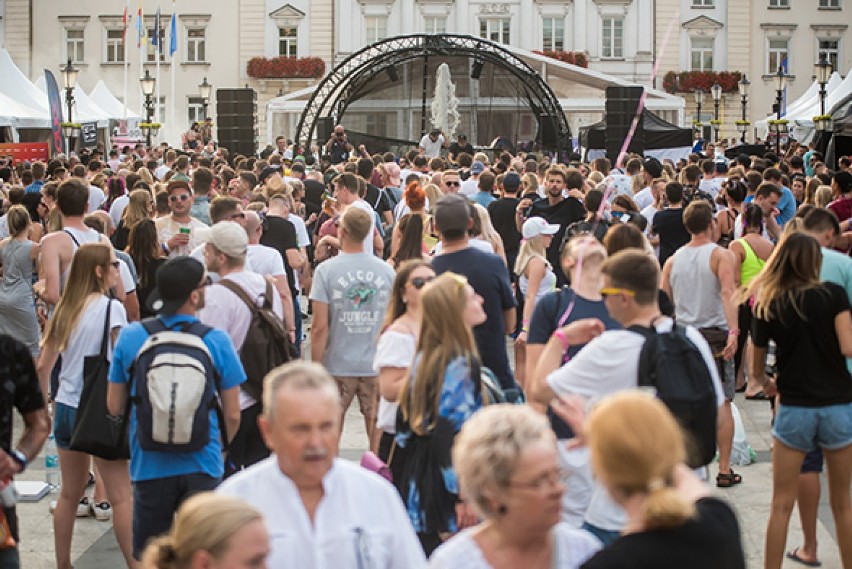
left=45, top=435, right=60, bottom=490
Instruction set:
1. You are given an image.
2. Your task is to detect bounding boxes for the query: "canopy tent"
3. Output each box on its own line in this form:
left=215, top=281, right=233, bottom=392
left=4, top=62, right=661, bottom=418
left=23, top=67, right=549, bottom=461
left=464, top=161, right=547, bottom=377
left=0, top=48, right=50, bottom=128
left=0, top=90, right=51, bottom=129
left=578, top=109, right=693, bottom=163
left=755, top=71, right=846, bottom=141
left=89, top=80, right=141, bottom=119
left=34, top=76, right=111, bottom=127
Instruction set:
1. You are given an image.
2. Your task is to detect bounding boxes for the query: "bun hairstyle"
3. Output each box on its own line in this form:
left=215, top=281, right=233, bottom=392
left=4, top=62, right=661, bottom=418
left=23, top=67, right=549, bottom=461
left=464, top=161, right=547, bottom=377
left=141, top=493, right=263, bottom=569
left=586, top=391, right=695, bottom=531
left=404, top=181, right=426, bottom=211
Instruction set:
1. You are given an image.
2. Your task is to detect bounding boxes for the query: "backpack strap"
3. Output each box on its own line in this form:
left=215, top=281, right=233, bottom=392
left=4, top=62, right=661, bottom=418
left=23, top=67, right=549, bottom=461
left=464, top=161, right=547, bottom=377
left=218, top=279, right=259, bottom=315
left=63, top=229, right=81, bottom=248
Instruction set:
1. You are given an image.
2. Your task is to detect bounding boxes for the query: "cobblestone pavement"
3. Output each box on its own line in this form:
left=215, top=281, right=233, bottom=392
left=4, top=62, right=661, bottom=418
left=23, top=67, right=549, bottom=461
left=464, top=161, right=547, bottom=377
left=10, top=326, right=842, bottom=568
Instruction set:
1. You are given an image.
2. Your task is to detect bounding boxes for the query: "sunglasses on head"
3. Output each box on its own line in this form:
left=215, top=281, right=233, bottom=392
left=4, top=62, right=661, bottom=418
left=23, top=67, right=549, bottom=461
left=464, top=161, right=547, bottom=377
left=169, top=194, right=191, bottom=202
left=409, top=276, right=434, bottom=289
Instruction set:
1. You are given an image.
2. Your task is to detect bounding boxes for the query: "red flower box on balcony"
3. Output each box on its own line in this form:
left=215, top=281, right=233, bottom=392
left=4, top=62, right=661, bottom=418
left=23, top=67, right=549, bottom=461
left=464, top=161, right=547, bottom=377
left=246, top=56, right=326, bottom=79
left=533, top=50, right=589, bottom=68
left=663, top=71, right=743, bottom=94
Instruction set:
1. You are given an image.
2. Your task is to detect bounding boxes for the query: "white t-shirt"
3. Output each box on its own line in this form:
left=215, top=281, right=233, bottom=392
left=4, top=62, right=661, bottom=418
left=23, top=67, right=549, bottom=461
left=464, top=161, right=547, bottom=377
left=246, top=244, right=286, bottom=279
left=156, top=215, right=209, bottom=258
left=288, top=213, right=310, bottom=291
left=603, top=173, right=633, bottom=202
left=700, top=177, right=724, bottom=197
left=429, top=523, right=601, bottom=569
left=640, top=204, right=660, bottom=257
left=154, top=163, right=170, bottom=181
left=418, top=134, right=445, bottom=158
left=198, top=270, right=284, bottom=410
left=394, top=197, right=431, bottom=222
left=109, top=195, right=130, bottom=229
left=373, top=330, right=416, bottom=433
left=0, top=214, right=8, bottom=239
left=460, top=177, right=479, bottom=197
left=55, top=296, right=127, bottom=408
left=118, top=258, right=135, bottom=294
left=218, top=458, right=426, bottom=568
left=432, top=238, right=493, bottom=256
left=350, top=199, right=376, bottom=255
left=88, top=185, right=106, bottom=213
left=633, top=186, right=654, bottom=210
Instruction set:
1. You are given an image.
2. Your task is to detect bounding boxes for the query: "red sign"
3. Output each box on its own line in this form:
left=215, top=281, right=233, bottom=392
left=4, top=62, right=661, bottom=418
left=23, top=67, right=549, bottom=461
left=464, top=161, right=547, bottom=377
left=0, top=143, right=50, bottom=164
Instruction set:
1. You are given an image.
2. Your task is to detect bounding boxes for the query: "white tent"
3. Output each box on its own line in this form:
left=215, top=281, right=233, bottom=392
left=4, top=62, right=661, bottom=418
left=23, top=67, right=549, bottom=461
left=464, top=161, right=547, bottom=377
left=0, top=48, right=51, bottom=127
left=34, top=76, right=111, bottom=127
left=89, top=80, right=141, bottom=119
left=755, top=72, right=844, bottom=139
left=0, top=90, right=50, bottom=128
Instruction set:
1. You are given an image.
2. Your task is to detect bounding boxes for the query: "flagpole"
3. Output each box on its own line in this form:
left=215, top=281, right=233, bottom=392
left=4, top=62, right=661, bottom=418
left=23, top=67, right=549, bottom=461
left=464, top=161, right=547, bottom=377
left=138, top=0, right=144, bottom=127
left=155, top=0, right=162, bottom=126
left=123, top=0, right=129, bottom=120
left=170, top=0, right=177, bottom=141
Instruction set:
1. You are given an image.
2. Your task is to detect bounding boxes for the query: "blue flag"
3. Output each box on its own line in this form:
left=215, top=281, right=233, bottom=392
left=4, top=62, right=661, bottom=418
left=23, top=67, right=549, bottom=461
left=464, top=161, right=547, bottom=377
left=153, top=8, right=160, bottom=50
left=169, top=13, right=177, bottom=56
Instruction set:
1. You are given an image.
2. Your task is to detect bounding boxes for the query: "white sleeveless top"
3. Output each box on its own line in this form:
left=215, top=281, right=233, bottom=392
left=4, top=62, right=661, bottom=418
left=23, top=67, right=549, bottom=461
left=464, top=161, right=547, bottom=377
left=669, top=242, right=727, bottom=328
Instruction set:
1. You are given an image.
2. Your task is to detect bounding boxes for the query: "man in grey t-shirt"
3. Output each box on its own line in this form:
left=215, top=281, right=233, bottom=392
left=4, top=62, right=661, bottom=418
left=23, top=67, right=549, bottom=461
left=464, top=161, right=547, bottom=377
left=310, top=207, right=394, bottom=450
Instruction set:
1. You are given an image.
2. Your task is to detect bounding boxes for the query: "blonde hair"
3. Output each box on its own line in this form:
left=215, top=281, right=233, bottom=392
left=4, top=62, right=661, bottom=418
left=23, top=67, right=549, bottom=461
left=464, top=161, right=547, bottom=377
left=453, top=405, right=553, bottom=518
left=423, top=183, right=443, bottom=213
left=122, top=189, right=153, bottom=230
left=400, top=272, right=479, bottom=435
left=587, top=391, right=694, bottom=531
left=42, top=243, right=113, bottom=351
left=140, top=493, right=263, bottom=569
left=814, top=185, right=833, bottom=209
left=5, top=204, right=31, bottom=237
left=587, top=171, right=604, bottom=186
left=514, top=233, right=548, bottom=277
left=471, top=203, right=501, bottom=253
left=137, top=167, right=155, bottom=186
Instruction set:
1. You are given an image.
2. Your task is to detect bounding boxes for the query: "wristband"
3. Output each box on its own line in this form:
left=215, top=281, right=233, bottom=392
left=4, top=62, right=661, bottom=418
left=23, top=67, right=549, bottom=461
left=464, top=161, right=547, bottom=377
left=728, top=329, right=740, bottom=336
left=552, top=329, right=570, bottom=352
left=9, top=449, right=27, bottom=473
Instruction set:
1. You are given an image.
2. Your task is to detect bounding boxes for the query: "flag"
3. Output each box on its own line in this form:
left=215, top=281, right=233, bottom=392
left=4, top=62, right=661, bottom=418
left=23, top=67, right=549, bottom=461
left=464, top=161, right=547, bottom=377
left=45, top=70, right=66, bottom=156
left=781, top=55, right=788, bottom=115
left=136, top=1, right=144, bottom=47
left=169, top=12, right=177, bottom=57
left=122, top=4, right=128, bottom=47
left=152, top=8, right=160, bottom=50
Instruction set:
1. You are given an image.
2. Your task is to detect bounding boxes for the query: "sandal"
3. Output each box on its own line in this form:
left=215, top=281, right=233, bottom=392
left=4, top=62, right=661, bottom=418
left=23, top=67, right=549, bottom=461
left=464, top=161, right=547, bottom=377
left=716, top=469, right=742, bottom=488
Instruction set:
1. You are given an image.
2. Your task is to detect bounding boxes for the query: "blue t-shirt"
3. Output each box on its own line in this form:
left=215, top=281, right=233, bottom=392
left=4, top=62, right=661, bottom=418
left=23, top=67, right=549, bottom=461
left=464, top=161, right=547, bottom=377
left=471, top=191, right=496, bottom=209
left=776, top=186, right=796, bottom=226
left=432, top=247, right=516, bottom=388
left=108, top=315, right=246, bottom=482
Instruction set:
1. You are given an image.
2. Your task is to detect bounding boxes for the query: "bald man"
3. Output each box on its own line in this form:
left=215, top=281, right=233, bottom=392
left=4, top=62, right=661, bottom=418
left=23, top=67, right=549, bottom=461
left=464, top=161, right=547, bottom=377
left=325, top=125, right=353, bottom=165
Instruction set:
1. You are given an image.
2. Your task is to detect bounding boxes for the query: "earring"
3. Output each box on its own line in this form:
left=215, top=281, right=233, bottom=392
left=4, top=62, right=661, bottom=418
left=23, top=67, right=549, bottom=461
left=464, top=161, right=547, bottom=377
left=497, top=504, right=508, bottom=515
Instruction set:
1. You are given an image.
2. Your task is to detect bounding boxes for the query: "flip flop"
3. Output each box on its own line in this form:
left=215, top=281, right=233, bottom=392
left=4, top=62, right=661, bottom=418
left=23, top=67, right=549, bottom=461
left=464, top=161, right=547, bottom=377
left=786, top=547, right=821, bottom=567
left=745, top=391, right=768, bottom=400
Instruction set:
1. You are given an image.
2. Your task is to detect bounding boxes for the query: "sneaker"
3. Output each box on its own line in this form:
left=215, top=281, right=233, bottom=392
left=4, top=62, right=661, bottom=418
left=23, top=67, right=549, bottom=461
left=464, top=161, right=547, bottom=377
left=90, top=501, right=112, bottom=521
left=50, top=497, right=91, bottom=516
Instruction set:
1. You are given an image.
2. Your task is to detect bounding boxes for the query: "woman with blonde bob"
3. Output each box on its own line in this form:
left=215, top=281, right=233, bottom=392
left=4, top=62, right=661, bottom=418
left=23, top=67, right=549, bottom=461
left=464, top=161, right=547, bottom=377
left=113, top=188, right=154, bottom=250
left=141, top=493, right=269, bottom=569
left=570, top=391, right=746, bottom=569
left=36, top=243, right=133, bottom=569
left=429, top=405, right=601, bottom=569
left=393, top=272, right=487, bottom=555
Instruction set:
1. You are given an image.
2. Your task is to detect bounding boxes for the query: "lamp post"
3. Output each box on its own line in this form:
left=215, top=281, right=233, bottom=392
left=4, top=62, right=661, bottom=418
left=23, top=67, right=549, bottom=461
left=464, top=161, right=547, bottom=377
left=60, top=58, right=79, bottom=144
left=738, top=74, right=750, bottom=143
left=710, top=82, right=722, bottom=142
left=198, top=77, right=212, bottom=121
left=694, top=89, right=704, bottom=136
left=773, top=65, right=788, bottom=157
left=140, top=69, right=156, bottom=146
left=814, top=52, right=833, bottom=133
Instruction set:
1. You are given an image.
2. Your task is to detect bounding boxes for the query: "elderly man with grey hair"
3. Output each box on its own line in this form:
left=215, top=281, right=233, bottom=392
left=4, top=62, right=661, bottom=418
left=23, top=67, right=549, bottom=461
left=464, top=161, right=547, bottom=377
left=218, top=361, right=425, bottom=567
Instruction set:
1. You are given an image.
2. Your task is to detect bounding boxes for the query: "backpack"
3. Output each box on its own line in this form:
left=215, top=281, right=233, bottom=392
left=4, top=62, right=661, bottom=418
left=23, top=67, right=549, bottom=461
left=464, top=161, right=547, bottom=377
left=562, top=218, right=609, bottom=245
left=473, top=360, right=525, bottom=405
left=629, top=321, right=718, bottom=469
left=130, top=319, right=226, bottom=453
left=218, top=279, right=295, bottom=401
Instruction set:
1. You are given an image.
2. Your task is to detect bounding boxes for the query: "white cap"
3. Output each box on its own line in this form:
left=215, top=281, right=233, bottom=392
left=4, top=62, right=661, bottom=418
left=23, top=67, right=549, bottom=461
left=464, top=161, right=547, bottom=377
left=522, top=217, right=560, bottom=240
left=194, top=221, right=248, bottom=257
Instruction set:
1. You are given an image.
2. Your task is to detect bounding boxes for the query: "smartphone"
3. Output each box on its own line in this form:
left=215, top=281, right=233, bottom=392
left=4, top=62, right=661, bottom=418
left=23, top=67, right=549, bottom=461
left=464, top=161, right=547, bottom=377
left=179, top=227, right=191, bottom=235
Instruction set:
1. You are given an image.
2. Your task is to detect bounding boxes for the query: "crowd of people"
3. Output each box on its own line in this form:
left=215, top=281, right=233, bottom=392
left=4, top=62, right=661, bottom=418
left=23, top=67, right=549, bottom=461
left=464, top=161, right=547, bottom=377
left=0, top=129, right=851, bottom=569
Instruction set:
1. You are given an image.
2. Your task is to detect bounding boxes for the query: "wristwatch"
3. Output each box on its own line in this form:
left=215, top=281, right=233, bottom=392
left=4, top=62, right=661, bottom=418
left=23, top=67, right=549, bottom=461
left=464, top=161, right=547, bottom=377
left=9, top=449, right=27, bottom=473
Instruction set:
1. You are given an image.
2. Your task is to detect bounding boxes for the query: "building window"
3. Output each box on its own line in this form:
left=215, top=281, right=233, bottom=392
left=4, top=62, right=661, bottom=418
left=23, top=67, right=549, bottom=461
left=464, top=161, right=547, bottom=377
left=601, top=17, right=623, bottom=59
left=479, top=18, right=510, bottom=44
left=690, top=37, right=714, bottom=71
left=819, top=39, right=840, bottom=71
left=147, top=26, right=166, bottom=62
left=542, top=17, right=565, bottom=51
left=186, top=27, right=206, bottom=62
left=104, top=28, right=125, bottom=63
left=692, top=0, right=714, bottom=6
left=818, top=0, right=840, bottom=7
left=188, top=96, right=205, bottom=124
left=769, top=0, right=789, bottom=6
left=767, top=38, right=789, bottom=74
left=365, top=15, right=388, bottom=43
left=424, top=16, right=446, bottom=34
left=65, top=29, right=85, bottom=63
left=278, top=26, right=297, bottom=57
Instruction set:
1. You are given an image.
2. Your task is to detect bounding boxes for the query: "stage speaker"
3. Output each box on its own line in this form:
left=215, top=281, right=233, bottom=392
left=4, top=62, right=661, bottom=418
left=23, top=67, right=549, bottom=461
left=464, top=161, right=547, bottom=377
left=537, top=114, right=560, bottom=148
left=605, top=86, right=645, bottom=164
left=216, top=89, right=257, bottom=157
left=315, top=117, right=335, bottom=143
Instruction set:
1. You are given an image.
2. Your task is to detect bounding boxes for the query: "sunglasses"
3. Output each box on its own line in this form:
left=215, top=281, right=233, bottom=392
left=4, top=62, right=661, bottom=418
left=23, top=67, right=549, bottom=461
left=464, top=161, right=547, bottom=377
left=409, top=276, right=435, bottom=289
left=445, top=181, right=460, bottom=186
left=600, top=287, right=635, bottom=298
left=169, top=194, right=191, bottom=202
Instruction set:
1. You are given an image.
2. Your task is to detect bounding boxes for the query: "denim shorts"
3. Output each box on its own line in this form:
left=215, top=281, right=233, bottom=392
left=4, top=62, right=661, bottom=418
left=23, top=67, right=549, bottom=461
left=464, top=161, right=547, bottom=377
left=772, top=402, right=852, bottom=452
left=53, top=402, right=77, bottom=450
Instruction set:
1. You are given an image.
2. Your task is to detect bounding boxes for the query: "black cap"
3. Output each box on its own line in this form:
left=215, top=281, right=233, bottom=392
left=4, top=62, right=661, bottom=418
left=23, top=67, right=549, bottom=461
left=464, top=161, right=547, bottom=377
left=147, top=256, right=205, bottom=315
left=643, top=157, right=663, bottom=179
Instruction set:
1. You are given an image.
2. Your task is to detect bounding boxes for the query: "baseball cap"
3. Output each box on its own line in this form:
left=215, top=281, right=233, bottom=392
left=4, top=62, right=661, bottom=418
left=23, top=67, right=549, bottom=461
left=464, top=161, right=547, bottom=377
left=522, top=217, right=559, bottom=240
left=434, top=193, right=472, bottom=234
left=430, top=128, right=441, bottom=135
left=643, top=157, right=663, bottom=179
left=471, top=161, right=485, bottom=175
left=166, top=179, right=191, bottom=194
left=503, top=172, right=521, bottom=189
left=195, top=221, right=248, bottom=258
left=147, top=256, right=205, bottom=315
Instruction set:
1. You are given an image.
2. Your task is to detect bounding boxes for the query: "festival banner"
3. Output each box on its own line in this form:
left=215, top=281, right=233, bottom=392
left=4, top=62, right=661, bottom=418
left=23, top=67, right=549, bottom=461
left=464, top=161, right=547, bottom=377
left=44, top=70, right=66, bottom=156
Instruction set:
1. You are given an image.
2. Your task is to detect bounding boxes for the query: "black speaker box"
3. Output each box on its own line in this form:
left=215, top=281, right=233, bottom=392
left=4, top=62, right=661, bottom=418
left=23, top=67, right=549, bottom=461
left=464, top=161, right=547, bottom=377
left=605, top=86, right=645, bottom=163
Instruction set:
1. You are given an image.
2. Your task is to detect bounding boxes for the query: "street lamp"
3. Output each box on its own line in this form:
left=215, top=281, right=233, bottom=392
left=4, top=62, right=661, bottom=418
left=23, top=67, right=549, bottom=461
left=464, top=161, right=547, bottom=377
left=60, top=58, right=79, bottom=143
left=198, top=77, right=212, bottom=121
left=694, top=89, right=704, bottom=136
left=737, top=74, right=750, bottom=143
left=140, top=69, right=156, bottom=146
left=710, top=82, right=722, bottom=142
left=814, top=52, right=832, bottom=116
left=772, top=66, right=788, bottom=156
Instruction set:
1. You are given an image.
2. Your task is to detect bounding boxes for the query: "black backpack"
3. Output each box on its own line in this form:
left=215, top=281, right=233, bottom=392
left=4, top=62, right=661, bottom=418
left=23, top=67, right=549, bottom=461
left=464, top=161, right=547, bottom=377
left=629, top=321, right=718, bottom=469
left=219, top=279, right=296, bottom=401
